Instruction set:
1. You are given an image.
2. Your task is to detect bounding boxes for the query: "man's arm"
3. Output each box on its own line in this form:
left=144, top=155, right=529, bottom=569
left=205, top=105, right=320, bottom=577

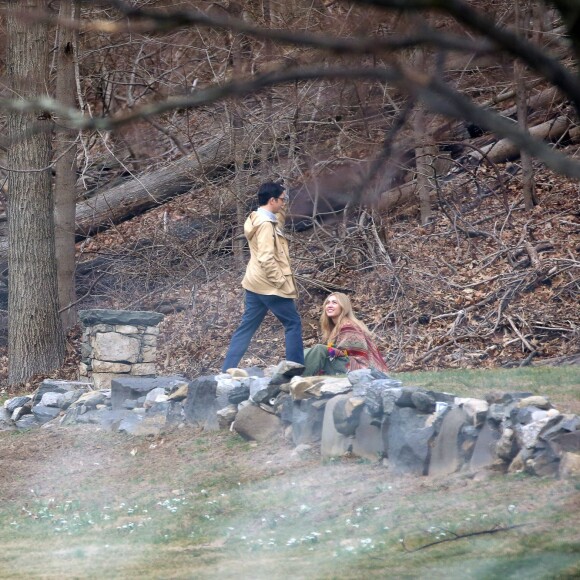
left=254, top=222, right=287, bottom=288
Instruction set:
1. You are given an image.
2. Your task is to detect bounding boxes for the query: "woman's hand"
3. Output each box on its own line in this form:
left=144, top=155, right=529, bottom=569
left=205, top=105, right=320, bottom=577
left=328, top=346, right=347, bottom=359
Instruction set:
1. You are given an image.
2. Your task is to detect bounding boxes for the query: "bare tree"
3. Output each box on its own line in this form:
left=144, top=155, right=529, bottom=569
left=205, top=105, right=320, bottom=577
left=54, top=0, right=80, bottom=330
left=515, top=0, right=537, bottom=211
left=6, top=0, right=65, bottom=384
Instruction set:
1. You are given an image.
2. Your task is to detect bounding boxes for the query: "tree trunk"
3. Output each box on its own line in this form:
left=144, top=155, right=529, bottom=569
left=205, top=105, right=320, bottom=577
left=7, top=0, right=65, bottom=384
left=515, top=0, right=537, bottom=211
left=54, top=0, right=79, bottom=331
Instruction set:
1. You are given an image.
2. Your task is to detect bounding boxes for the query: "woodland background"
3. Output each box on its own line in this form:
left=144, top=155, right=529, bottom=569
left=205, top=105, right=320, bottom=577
left=0, top=0, right=579, bottom=391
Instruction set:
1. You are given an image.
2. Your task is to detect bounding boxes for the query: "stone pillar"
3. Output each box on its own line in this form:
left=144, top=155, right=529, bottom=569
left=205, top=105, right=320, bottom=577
left=78, top=309, right=165, bottom=389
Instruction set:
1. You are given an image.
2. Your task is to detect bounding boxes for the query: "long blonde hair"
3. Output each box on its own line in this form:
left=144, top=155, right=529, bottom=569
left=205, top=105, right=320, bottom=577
left=320, top=292, right=371, bottom=343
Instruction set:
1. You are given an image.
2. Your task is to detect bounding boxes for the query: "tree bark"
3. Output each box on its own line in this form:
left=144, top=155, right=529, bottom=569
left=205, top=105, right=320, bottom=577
left=515, top=0, right=537, bottom=211
left=7, top=0, right=65, bottom=384
left=54, top=0, right=79, bottom=331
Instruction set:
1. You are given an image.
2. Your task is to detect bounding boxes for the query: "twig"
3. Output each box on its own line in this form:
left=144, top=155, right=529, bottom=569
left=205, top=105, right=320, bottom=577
left=402, top=523, right=528, bottom=553
left=506, top=315, right=535, bottom=352
left=58, top=271, right=107, bottom=313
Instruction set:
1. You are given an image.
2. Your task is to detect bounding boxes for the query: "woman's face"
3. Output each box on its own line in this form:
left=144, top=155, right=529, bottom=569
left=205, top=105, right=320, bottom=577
left=325, top=295, right=342, bottom=322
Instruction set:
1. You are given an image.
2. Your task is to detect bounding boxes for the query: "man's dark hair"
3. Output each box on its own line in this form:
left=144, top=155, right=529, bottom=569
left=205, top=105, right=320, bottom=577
left=257, top=181, right=285, bottom=206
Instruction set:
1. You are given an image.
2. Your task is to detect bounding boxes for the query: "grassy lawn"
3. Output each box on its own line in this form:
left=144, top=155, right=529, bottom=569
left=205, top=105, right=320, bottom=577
left=0, top=366, right=579, bottom=579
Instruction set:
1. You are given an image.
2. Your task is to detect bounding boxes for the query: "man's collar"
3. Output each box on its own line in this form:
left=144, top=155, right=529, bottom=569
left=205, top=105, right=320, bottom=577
left=257, top=207, right=278, bottom=222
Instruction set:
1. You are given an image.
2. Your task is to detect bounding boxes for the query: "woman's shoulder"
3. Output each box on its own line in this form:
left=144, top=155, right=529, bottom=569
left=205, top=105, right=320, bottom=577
left=338, top=320, right=365, bottom=335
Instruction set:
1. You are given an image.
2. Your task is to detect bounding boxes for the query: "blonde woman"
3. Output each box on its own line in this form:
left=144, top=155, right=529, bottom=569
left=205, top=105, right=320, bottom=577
left=303, top=293, right=389, bottom=376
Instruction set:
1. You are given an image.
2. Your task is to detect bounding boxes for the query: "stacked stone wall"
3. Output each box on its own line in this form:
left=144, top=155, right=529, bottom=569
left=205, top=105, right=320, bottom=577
left=78, top=309, right=164, bottom=389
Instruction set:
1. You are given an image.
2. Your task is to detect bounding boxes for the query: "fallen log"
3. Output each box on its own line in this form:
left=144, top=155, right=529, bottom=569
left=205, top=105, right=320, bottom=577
left=377, top=115, right=573, bottom=213
left=76, top=134, right=230, bottom=236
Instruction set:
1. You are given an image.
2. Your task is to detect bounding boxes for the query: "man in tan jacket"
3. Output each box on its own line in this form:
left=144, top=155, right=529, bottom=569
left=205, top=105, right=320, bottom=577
left=222, top=182, right=304, bottom=371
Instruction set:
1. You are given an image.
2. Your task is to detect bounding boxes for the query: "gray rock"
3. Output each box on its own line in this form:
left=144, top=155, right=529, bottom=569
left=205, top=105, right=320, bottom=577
left=291, top=398, right=325, bottom=445
left=496, top=427, right=519, bottom=462
left=227, top=383, right=250, bottom=405
left=233, top=403, right=282, bottom=442
left=500, top=392, right=534, bottom=404
left=320, top=394, right=353, bottom=459
left=15, top=415, right=39, bottom=430
left=215, top=376, right=245, bottom=409
left=0, top=407, right=15, bottom=431
left=511, top=406, right=547, bottom=425
left=456, top=398, right=489, bottom=428
left=79, top=309, right=164, bottom=327
left=545, top=430, right=580, bottom=455
left=74, top=391, right=107, bottom=409
left=92, top=332, right=140, bottom=363
left=540, top=414, right=580, bottom=439
left=333, top=397, right=365, bottom=437
left=111, top=376, right=189, bottom=411
left=249, top=377, right=279, bottom=405
left=78, top=409, right=134, bottom=429
left=425, top=390, right=455, bottom=404
left=32, top=380, right=91, bottom=405
left=518, top=416, right=556, bottom=449
left=351, top=407, right=385, bottom=461
left=183, top=375, right=219, bottom=430
left=271, top=391, right=292, bottom=416
left=217, top=405, right=238, bottom=429
left=517, top=395, right=551, bottom=410
left=364, top=379, right=403, bottom=418
left=382, top=388, right=403, bottom=415
left=386, top=407, right=435, bottom=475
left=395, top=386, right=420, bottom=408
left=5, top=396, right=31, bottom=413
left=488, top=402, right=516, bottom=423
left=31, top=405, right=61, bottom=424
left=268, top=360, right=305, bottom=385
left=525, top=446, right=560, bottom=477
left=12, top=404, right=31, bottom=421
left=143, top=387, right=168, bottom=408
left=278, top=394, right=295, bottom=423
left=411, top=391, right=436, bottom=414
left=347, top=368, right=388, bottom=392
left=118, top=413, right=167, bottom=437
left=244, top=366, right=264, bottom=378
left=40, top=392, right=64, bottom=408
left=470, top=423, right=502, bottom=472
left=147, top=400, right=170, bottom=414
left=61, top=388, right=89, bottom=409
left=429, top=407, right=469, bottom=477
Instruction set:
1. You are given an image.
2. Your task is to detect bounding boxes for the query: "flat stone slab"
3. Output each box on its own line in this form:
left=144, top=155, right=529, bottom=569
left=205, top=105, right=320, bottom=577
left=79, top=309, right=164, bottom=327
left=111, top=376, right=190, bottom=411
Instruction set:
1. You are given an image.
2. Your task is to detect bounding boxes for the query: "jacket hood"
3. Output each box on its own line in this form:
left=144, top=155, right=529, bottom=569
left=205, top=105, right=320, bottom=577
left=244, top=210, right=276, bottom=241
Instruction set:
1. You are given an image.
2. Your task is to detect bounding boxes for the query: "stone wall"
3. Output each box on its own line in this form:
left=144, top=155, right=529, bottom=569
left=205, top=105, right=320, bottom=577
left=3, top=360, right=579, bottom=480
left=78, top=309, right=164, bottom=389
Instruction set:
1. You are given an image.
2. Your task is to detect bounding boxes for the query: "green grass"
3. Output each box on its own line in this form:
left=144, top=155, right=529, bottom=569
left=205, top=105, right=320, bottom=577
left=395, top=366, right=580, bottom=413
left=0, top=366, right=579, bottom=578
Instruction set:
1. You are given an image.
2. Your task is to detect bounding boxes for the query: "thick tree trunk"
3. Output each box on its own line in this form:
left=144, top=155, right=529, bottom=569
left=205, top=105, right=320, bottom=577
left=55, top=0, right=79, bottom=331
left=7, top=0, right=65, bottom=384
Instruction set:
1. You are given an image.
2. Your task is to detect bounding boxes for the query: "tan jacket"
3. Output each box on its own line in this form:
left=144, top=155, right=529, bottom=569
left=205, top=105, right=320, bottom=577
left=241, top=207, right=298, bottom=298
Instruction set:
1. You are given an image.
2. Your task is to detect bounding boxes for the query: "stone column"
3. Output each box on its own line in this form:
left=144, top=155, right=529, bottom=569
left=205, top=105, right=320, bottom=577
left=78, top=309, right=165, bottom=389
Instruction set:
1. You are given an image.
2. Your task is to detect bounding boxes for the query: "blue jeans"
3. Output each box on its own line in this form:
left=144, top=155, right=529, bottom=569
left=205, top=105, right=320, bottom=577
left=222, top=290, right=304, bottom=371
